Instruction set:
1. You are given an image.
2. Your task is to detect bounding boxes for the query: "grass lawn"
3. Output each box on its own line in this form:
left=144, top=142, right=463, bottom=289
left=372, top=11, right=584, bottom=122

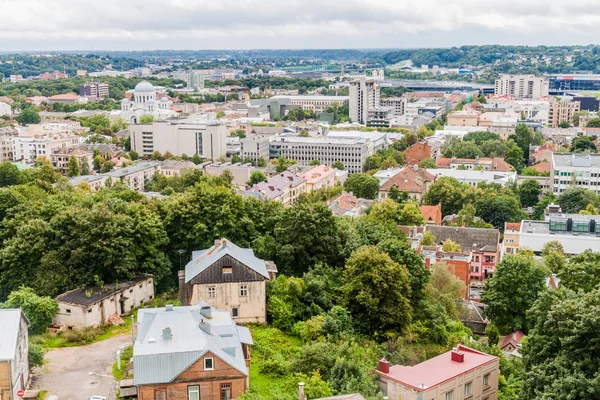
left=112, top=345, right=133, bottom=381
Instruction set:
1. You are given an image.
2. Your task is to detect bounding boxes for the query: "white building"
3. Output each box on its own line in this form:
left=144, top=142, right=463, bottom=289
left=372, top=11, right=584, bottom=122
left=349, top=78, right=380, bottom=124
left=494, top=74, right=549, bottom=99
left=380, top=97, right=406, bottom=116
left=425, top=168, right=517, bottom=187
left=0, top=102, right=12, bottom=116
left=240, top=134, right=271, bottom=164
left=129, top=120, right=228, bottom=159
left=120, top=81, right=176, bottom=124
left=69, top=161, right=162, bottom=192
left=551, top=153, right=600, bottom=195
left=269, top=130, right=387, bottom=174
left=54, top=276, right=154, bottom=328
left=269, top=95, right=348, bottom=114
left=188, top=71, right=206, bottom=91
left=11, top=134, right=81, bottom=163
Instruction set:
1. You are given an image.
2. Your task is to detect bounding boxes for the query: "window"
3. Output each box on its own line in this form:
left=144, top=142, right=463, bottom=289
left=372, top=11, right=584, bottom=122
left=66, top=309, right=71, bottom=314
left=483, top=373, right=490, bottom=386
left=204, top=357, right=214, bottom=370
left=208, top=287, right=216, bottom=298
left=154, top=390, right=166, bottom=400
left=221, top=383, right=232, bottom=400
left=464, top=381, right=472, bottom=397
left=222, top=266, right=233, bottom=274
left=188, top=385, right=200, bottom=400
left=240, top=285, right=248, bottom=297
left=88, top=308, right=93, bottom=313
left=446, top=390, right=453, bottom=400
left=232, top=307, right=239, bottom=318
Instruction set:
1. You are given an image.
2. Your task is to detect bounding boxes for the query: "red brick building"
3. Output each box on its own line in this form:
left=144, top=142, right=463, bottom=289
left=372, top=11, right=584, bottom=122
left=405, top=142, right=432, bottom=166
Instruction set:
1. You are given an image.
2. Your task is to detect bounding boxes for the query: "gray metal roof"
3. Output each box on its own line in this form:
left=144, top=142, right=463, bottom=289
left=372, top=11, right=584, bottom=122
left=426, top=226, right=500, bottom=252
left=0, top=309, right=27, bottom=361
left=185, top=239, right=270, bottom=283
left=134, top=301, right=249, bottom=386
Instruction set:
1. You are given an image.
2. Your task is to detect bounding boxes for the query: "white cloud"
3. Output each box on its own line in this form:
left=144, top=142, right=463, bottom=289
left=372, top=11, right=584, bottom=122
left=2, top=0, right=600, bottom=49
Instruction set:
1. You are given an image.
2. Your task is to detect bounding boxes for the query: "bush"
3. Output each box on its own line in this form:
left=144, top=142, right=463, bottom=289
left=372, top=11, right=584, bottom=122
left=258, top=355, right=290, bottom=377
left=29, top=342, right=44, bottom=368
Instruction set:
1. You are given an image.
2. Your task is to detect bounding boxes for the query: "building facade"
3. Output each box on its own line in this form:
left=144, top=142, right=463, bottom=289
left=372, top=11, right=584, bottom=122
left=54, top=276, right=154, bottom=328
left=349, top=78, right=380, bottom=124
left=551, top=153, right=600, bottom=195
left=301, top=165, right=337, bottom=193
left=494, top=74, right=549, bottom=99
left=130, top=121, right=228, bottom=159
left=120, top=81, right=175, bottom=123
left=79, top=82, right=109, bottom=99
left=269, top=95, right=348, bottom=114
left=134, top=302, right=253, bottom=400
left=549, top=100, right=580, bottom=127
left=11, top=134, right=81, bottom=163
left=180, top=239, right=276, bottom=324
left=240, top=134, right=271, bottom=165
left=245, top=171, right=307, bottom=206
left=375, top=345, right=499, bottom=400
left=0, top=309, right=29, bottom=400
left=50, top=147, right=93, bottom=175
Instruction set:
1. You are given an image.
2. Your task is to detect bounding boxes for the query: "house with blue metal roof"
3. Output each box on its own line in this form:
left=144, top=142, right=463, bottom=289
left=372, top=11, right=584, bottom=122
left=178, top=239, right=277, bottom=324
left=134, top=301, right=253, bottom=400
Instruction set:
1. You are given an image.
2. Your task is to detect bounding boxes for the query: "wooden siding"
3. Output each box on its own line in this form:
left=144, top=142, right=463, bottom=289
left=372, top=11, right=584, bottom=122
left=187, top=255, right=266, bottom=286
left=138, top=352, right=247, bottom=400
left=0, top=361, right=10, bottom=400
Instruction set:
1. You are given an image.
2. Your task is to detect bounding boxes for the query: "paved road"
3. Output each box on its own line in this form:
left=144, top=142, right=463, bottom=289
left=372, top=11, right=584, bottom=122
left=31, top=334, right=132, bottom=400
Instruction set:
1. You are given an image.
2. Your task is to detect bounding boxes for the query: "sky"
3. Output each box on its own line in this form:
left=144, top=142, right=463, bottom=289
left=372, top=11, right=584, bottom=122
left=2, top=0, right=600, bottom=51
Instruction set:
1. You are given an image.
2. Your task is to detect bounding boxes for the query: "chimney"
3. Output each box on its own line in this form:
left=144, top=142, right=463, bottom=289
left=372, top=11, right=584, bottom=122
left=178, top=270, right=187, bottom=306
left=200, top=305, right=213, bottom=319
left=451, top=348, right=464, bottom=363
left=378, top=358, right=390, bottom=374
left=298, top=382, right=305, bottom=400
left=162, top=327, right=172, bottom=340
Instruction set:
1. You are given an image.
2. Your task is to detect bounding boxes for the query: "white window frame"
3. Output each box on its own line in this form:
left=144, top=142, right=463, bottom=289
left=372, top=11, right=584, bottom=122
left=208, top=287, right=216, bottom=298
left=187, top=385, right=200, bottom=400
left=445, top=390, right=453, bottom=400
left=483, top=373, right=489, bottom=386
left=464, top=381, right=472, bottom=396
left=240, top=285, right=248, bottom=297
left=204, top=357, right=214, bottom=371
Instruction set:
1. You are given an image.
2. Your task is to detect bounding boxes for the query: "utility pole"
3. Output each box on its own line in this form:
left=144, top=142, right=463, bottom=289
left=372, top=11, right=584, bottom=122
left=131, top=315, right=135, bottom=345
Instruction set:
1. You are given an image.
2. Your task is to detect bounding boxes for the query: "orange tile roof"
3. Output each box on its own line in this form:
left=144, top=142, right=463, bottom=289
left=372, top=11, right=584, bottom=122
left=381, top=167, right=435, bottom=194
left=49, top=93, right=79, bottom=100
left=531, top=162, right=551, bottom=173
left=419, top=204, right=442, bottom=225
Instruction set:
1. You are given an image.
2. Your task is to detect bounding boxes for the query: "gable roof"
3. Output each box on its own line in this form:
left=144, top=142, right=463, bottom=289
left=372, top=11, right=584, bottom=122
left=531, top=161, right=551, bottom=173
left=0, top=309, right=28, bottom=361
left=419, top=204, right=442, bottom=225
left=380, top=166, right=435, bottom=193
left=499, top=330, right=525, bottom=349
left=134, top=301, right=250, bottom=386
left=185, top=239, right=270, bottom=283
left=425, top=225, right=500, bottom=252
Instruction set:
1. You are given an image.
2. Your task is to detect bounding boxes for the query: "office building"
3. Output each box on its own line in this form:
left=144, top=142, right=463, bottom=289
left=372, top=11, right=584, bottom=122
left=375, top=345, right=499, bottom=400
left=495, top=74, right=549, bottom=99
left=269, top=95, right=348, bottom=114
left=549, top=99, right=580, bottom=127
left=130, top=120, right=228, bottom=159
left=240, top=134, right=271, bottom=165
left=380, top=97, right=406, bottom=116
left=79, top=82, right=109, bottom=99
left=548, top=74, right=600, bottom=92
left=188, top=71, right=206, bottom=91
left=349, top=78, right=380, bottom=124
left=269, top=131, right=387, bottom=174
left=551, top=153, right=600, bottom=195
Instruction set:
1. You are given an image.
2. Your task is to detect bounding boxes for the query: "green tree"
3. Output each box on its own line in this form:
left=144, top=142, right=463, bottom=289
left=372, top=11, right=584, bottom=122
left=299, top=129, right=310, bottom=137
left=570, top=135, right=597, bottom=153
left=257, top=157, right=267, bottom=167
left=482, top=254, right=548, bottom=334
left=0, top=162, right=23, bottom=187
left=344, top=173, right=379, bottom=200
left=519, top=179, right=541, bottom=207
left=585, top=117, right=600, bottom=127
left=486, top=324, right=500, bottom=346
left=16, top=108, right=41, bottom=125
left=247, top=171, right=267, bottom=186
left=93, top=155, right=103, bottom=171
left=504, top=145, right=525, bottom=173
left=579, top=203, right=600, bottom=215
left=425, top=263, right=466, bottom=318
left=129, top=150, right=139, bottom=161
left=424, top=176, right=469, bottom=216
left=475, top=195, right=526, bottom=229
left=139, top=115, right=154, bottom=124
left=0, top=286, right=58, bottom=333
left=508, top=123, right=532, bottom=163
left=67, top=155, right=80, bottom=177
left=191, top=153, right=202, bottom=165
left=558, top=121, right=571, bottom=128
left=101, top=160, right=114, bottom=173
left=332, top=160, right=344, bottom=170
left=421, top=230, right=436, bottom=246
left=216, top=110, right=226, bottom=119
left=419, top=158, right=436, bottom=168
left=522, top=287, right=600, bottom=400
left=79, top=156, right=90, bottom=176
left=520, top=167, right=540, bottom=176
left=275, top=157, right=294, bottom=173
left=231, top=154, right=241, bottom=164
left=557, top=187, right=598, bottom=213
left=309, top=159, right=321, bottom=167
left=557, top=249, right=600, bottom=292
left=342, top=246, right=412, bottom=334
left=442, top=239, right=462, bottom=252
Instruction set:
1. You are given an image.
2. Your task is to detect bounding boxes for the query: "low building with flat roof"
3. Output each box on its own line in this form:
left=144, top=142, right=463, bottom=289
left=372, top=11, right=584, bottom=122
left=551, top=152, right=600, bottom=195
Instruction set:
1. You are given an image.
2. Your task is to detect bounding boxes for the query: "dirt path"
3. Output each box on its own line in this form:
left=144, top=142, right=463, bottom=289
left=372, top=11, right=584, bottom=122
left=31, top=334, right=132, bottom=400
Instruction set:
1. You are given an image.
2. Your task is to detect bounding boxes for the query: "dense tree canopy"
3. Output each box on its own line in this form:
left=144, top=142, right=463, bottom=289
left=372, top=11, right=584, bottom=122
left=344, top=173, right=380, bottom=200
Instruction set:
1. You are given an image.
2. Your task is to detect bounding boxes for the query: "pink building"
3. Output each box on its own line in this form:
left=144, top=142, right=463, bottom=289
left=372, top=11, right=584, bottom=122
left=301, top=165, right=337, bottom=193
left=375, top=345, right=499, bottom=400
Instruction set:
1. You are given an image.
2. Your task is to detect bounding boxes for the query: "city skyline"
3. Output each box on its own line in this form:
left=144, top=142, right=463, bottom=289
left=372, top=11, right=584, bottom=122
left=3, top=0, right=600, bottom=51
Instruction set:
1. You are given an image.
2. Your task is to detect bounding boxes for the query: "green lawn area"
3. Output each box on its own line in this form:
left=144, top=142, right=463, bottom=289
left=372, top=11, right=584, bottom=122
left=112, top=345, right=133, bottom=380
left=32, top=314, right=135, bottom=350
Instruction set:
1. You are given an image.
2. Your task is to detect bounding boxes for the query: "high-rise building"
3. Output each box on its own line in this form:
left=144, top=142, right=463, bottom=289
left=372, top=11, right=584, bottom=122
left=549, top=99, right=580, bottom=127
left=349, top=78, right=380, bottom=124
left=129, top=120, right=228, bottom=160
left=187, top=71, right=205, bottom=91
left=494, top=74, right=549, bottom=99
left=79, top=82, right=110, bottom=99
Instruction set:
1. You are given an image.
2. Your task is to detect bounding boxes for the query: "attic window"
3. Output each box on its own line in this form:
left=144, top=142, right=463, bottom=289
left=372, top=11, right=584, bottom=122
left=222, top=266, right=233, bottom=274
left=204, top=357, right=214, bottom=370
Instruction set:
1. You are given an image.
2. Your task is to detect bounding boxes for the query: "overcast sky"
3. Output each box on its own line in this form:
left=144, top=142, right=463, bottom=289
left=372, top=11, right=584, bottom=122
left=2, top=0, right=600, bottom=51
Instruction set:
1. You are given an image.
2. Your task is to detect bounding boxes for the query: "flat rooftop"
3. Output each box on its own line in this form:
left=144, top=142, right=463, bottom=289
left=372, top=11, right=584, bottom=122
left=552, top=152, right=600, bottom=168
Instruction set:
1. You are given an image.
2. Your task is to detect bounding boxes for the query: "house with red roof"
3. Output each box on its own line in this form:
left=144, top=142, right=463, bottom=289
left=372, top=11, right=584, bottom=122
left=378, top=166, right=435, bottom=203
left=436, top=157, right=513, bottom=172
left=405, top=142, right=432, bottom=166
left=419, top=204, right=442, bottom=225
left=499, top=330, right=525, bottom=353
left=531, top=161, right=551, bottom=174
left=375, top=345, right=499, bottom=400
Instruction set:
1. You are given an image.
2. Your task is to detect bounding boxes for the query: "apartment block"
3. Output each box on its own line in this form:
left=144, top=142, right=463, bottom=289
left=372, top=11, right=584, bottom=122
left=269, top=131, right=387, bottom=174
left=269, top=95, right=348, bottom=114
left=349, top=78, right=380, bottom=124
left=301, top=164, right=337, bottom=192
left=79, top=82, right=110, bottom=98
left=50, top=147, right=93, bottom=175
left=12, top=134, right=82, bottom=163
left=130, top=121, right=228, bottom=160
left=494, top=74, right=549, bottom=99
left=245, top=171, right=307, bottom=206
left=380, top=97, right=406, bottom=116
left=551, top=153, right=600, bottom=195
left=240, top=134, right=271, bottom=164
left=548, top=100, right=580, bottom=127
